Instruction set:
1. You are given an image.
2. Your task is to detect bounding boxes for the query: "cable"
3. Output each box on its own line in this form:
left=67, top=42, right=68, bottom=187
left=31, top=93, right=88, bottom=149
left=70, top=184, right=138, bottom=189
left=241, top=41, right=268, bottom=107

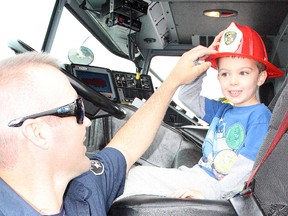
left=79, top=0, right=101, bottom=15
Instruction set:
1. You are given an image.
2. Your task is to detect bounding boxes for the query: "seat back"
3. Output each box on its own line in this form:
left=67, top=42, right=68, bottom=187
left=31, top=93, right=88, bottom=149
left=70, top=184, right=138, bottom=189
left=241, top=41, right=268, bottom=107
left=259, top=81, right=275, bottom=106
left=252, top=76, right=288, bottom=215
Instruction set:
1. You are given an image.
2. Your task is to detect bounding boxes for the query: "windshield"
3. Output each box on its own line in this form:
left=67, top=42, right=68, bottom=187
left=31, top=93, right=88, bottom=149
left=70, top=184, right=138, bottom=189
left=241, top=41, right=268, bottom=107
left=1, top=1, right=136, bottom=73
left=51, top=7, right=136, bottom=72
left=0, top=0, right=54, bottom=60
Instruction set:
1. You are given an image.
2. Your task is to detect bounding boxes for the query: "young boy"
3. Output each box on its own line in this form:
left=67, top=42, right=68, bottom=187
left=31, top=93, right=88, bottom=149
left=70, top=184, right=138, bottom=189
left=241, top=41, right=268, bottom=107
left=120, top=22, right=284, bottom=200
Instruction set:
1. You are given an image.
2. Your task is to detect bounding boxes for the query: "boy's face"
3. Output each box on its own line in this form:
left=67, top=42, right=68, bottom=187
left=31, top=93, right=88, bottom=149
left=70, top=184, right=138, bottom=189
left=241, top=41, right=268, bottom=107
left=217, top=57, right=267, bottom=106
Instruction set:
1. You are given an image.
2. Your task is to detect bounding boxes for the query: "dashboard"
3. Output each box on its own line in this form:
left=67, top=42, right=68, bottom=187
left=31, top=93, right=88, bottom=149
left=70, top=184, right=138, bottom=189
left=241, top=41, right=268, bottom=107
left=70, top=64, right=154, bottom=103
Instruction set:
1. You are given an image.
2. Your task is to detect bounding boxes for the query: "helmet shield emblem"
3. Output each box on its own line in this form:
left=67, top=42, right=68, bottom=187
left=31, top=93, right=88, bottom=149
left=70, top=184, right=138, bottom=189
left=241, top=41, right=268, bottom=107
left=219, top=22, right=243, bottom=53
left=224, top=31, right=237, bottom=45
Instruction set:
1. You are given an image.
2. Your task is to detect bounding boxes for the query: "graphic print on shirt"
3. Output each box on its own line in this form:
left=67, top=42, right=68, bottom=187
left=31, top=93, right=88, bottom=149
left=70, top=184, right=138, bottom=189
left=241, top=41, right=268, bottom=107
left=214, top=118, right=228, bottom=151
left=199, top=118, right=245, bottom=178
left=226, top=123, right=245, bottom=150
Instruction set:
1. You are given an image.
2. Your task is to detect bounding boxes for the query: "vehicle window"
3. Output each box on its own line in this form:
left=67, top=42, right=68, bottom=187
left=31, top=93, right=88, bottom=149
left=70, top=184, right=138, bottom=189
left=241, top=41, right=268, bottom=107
left=150, top=56, right=186, bottom=104
left=0, top=0, right=54, bottom=60
left=150, top=55, right=198, bottom=117
left=150, top=56, right=180, bottom=88
left=51, top=8, right=136, bottom=72
left=0, top=1, right=135, bottom=73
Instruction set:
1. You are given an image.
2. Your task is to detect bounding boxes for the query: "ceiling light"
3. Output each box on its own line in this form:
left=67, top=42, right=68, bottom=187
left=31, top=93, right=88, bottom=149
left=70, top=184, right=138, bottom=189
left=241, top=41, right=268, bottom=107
left=204, top=9, right=238, bottom=18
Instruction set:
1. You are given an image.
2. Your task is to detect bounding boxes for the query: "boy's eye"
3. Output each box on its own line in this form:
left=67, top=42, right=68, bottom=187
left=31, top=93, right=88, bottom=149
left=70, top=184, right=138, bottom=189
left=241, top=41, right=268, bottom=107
left=219, top=72, right=228, bottom=77
left=240, top=71, right=249, bottom=75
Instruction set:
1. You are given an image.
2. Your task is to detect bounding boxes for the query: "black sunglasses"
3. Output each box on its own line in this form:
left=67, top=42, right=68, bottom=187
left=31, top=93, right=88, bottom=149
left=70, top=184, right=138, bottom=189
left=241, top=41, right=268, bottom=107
left=8, top=97, right=85, bottom=127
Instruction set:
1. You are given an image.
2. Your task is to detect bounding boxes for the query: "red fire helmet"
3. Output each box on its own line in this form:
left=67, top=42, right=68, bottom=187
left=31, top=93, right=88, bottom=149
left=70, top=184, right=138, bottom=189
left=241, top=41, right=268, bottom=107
left=207, top=22, right=284, bottom=78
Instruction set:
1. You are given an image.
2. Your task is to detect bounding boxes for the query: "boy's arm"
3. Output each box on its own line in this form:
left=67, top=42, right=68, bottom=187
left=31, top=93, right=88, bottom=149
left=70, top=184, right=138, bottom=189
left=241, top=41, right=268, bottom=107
left=178, top=73, right=206, bottom=118
left=205, top=154, right=254, bottom=199
left=170, top=154, right=254, bottom=200
left=107, top=46, right=218, bottom=171
left=178, top=31, right=224, bottom=123
left=179, top=81, right=224, bottom=124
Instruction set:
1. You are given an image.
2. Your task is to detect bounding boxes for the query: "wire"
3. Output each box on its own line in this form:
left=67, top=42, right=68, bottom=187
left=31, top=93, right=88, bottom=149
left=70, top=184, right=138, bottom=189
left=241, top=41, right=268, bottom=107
left=79, top=0, right=101, bottom=15
left=128, top=7, right=134, bottom=61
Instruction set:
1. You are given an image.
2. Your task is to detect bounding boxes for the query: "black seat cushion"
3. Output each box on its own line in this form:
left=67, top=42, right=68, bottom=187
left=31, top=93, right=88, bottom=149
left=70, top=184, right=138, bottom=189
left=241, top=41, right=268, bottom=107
left=108, top=195, right=236, bottom=216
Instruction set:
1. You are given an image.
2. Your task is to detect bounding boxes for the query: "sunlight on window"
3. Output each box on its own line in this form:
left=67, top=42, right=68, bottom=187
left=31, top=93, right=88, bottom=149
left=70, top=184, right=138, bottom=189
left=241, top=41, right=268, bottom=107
left=0, top=1, right=54, bottom=60
left=51, top=8, right=135, bottom=73
left=149, top=56, right=196, bottom=116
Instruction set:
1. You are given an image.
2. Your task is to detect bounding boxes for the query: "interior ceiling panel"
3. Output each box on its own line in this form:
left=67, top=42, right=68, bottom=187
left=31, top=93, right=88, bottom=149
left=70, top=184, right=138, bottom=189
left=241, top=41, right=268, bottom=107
left=169, top=2, right=288, bottom=44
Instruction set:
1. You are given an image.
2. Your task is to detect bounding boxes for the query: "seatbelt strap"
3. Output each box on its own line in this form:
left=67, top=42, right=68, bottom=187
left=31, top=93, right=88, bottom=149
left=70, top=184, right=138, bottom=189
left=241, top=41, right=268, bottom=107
left=246, top=111, right=288, bottom=189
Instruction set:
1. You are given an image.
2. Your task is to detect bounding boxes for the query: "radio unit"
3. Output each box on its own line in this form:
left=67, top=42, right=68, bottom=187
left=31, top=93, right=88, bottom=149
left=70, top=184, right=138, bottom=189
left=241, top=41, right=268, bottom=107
left=112, top=70, right=154, bottom=103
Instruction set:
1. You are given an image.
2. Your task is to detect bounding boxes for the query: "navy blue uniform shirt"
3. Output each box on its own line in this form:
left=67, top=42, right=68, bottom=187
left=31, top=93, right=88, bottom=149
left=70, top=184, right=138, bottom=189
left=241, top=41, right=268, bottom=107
left=0, top=147, right=126, bottom=216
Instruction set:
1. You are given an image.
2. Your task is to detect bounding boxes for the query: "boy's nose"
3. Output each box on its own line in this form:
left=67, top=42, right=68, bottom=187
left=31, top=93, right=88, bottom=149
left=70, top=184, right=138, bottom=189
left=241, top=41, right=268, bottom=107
left=229, top=74, right=239, bottom=85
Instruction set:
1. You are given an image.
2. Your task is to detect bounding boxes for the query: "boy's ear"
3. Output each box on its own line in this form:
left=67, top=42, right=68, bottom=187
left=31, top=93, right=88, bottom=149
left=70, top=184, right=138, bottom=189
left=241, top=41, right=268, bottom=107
left=257, top=70, right=267, bottom=86
left=21, top=119, right=49, bottom=150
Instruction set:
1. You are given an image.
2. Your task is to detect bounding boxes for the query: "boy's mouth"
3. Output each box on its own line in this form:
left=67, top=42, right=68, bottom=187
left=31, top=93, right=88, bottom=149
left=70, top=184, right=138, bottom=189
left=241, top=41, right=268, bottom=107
left=229, top=90, right=242, bottom=97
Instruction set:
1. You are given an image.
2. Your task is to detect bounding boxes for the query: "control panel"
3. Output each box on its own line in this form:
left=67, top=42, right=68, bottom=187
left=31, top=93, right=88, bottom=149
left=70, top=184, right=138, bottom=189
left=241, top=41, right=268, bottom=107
left=70, top=64, right=154, bottom=103
left=112, top=71, right=154, bottom=103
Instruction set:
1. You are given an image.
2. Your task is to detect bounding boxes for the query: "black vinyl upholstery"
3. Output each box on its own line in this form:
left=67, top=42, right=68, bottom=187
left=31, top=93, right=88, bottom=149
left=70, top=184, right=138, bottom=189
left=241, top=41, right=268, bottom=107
left=252, top=76, right=288, bottom=215
left=259, top=81, right=275, bottom=107
left=108, top=195, right=235, bottom=216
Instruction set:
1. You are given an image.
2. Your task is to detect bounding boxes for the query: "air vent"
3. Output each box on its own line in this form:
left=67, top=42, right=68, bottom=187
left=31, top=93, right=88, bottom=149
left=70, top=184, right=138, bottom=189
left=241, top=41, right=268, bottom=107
left=191, top=35, right=215, bottom=47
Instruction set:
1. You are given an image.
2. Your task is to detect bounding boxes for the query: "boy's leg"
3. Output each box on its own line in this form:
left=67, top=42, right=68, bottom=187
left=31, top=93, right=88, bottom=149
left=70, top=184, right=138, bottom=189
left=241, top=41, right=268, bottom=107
left=118, top=165, right=216, bottom=199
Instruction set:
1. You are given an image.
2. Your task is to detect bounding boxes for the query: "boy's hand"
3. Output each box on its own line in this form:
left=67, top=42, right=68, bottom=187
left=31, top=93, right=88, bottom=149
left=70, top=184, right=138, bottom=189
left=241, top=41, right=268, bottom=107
left=170, top=188, right=205, bottom=199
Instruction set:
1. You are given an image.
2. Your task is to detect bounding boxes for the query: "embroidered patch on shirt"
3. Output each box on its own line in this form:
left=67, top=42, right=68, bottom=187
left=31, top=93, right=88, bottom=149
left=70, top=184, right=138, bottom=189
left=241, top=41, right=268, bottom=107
left=90, top=160, right=104, bottom=175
